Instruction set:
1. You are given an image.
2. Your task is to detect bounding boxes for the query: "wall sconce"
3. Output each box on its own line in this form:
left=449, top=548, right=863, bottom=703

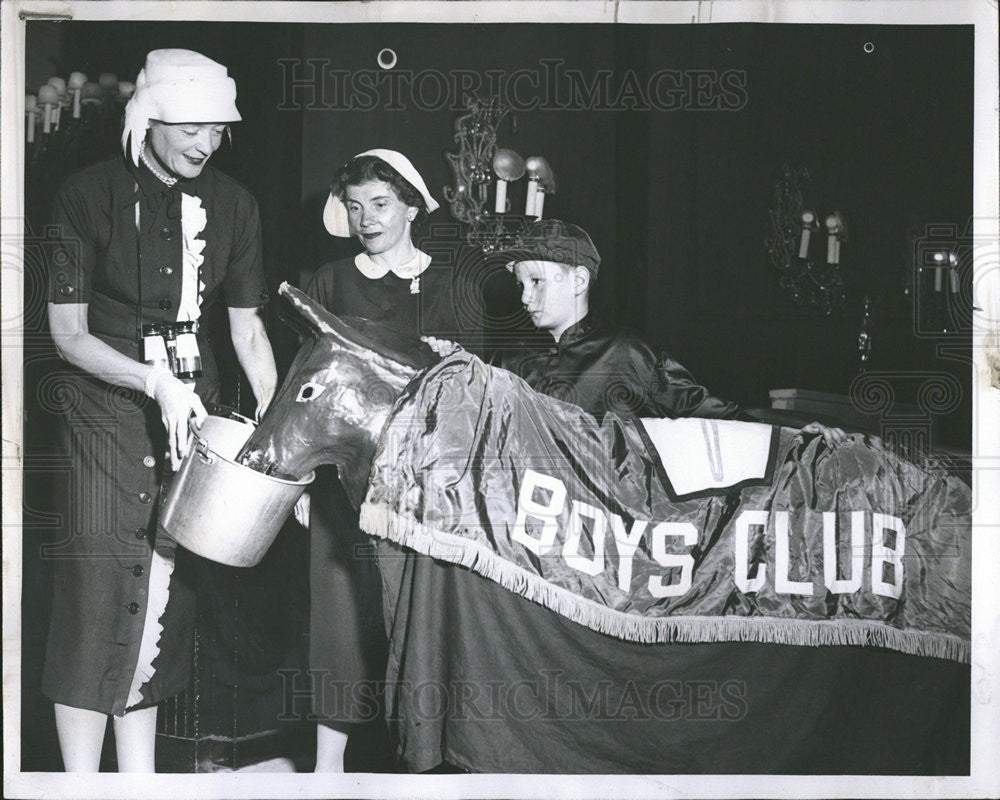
left=444, top=97, right=556, bottom=252
left=25, top=69, right=134, bottom=170
left=925, top=250, right=960, bottom=293
left=765, top=165, right=846, bottom=315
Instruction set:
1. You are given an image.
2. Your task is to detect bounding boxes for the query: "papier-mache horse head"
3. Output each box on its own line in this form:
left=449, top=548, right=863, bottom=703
left=237, top=282, right=437, bottom=505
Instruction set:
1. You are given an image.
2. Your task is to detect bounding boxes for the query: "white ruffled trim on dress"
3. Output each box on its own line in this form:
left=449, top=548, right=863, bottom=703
left=123, top=194, right=206, bottom=711
left=124, top=534, right=179, bottom=711
left=178, top=192, right=207, bottom=322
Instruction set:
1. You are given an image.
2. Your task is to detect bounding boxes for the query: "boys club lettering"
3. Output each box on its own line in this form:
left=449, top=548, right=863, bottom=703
left=512, top=468, right=904, bottom=601
left=359, top=352, right=968, bottom=660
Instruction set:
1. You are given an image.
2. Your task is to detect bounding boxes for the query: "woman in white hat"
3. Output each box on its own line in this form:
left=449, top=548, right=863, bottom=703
left=303, top=150, right=467, bottom=771
left=44, top=49, right=277, bottom=771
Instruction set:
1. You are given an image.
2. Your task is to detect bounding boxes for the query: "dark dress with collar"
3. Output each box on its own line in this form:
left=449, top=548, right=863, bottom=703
left=304, top=256, right=465, bottom=731
left=42, top=154, right=268, bottom=715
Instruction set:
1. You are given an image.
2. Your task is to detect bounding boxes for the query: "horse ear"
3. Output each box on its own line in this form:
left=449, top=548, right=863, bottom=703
left=279, top=282, right=357, bottom=342
left=278, top=282, right=436, bottom=370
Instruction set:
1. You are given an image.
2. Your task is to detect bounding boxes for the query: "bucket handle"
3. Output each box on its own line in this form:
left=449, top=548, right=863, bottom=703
left=189, top=418, right=215, bottom=465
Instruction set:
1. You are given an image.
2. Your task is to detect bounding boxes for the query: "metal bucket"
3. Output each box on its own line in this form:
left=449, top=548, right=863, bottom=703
left=160, top=415, right=314, bottom=567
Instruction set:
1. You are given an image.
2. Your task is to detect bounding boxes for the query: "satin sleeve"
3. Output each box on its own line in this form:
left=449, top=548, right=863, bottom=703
left=633, top=342, right=744, bottom=420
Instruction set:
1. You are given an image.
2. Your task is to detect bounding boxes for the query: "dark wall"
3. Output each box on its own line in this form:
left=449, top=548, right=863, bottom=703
left=639, top=24, right=973, bottom=431
left=297, top=23, right=972, bottom=444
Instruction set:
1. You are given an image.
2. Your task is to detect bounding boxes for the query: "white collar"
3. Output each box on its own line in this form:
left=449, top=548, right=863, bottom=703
left=354, top=249, right=431, bottom=280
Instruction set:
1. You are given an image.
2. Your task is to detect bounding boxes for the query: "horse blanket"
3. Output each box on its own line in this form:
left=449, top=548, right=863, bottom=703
left=361, top=352, right=970, bottom=664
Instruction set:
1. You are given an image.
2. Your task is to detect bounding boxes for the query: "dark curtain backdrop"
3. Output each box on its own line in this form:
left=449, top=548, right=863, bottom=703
left=297, top=22, right=973, bottom=447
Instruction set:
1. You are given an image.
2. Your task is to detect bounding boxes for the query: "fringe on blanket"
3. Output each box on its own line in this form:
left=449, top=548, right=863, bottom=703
left=360, top=501, right=970, bottom=665
left=124, top=533, right=178, bottom=710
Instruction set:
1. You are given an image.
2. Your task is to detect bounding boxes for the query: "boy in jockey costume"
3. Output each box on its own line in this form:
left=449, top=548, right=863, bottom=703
left=492, top=218, right=845, bottom=446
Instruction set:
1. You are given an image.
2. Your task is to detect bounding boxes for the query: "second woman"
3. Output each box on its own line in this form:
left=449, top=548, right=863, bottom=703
left=303, top=149, right=464, bottom=771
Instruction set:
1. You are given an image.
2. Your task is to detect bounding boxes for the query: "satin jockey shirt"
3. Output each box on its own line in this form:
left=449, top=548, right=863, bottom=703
left=495, top=312, right=750, bottom=422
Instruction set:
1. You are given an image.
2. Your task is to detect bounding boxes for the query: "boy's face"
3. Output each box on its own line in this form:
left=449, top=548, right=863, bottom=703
left=513, top=260, right=586, bottom=341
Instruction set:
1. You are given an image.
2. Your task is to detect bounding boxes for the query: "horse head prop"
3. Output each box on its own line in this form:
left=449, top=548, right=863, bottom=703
left=237, top=282, right=436, bottom=506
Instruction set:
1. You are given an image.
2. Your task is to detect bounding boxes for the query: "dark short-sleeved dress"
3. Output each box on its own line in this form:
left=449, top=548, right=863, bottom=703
left=42, top=154, right=269, bottom=716
left=304, top=255, right=466, bottom=729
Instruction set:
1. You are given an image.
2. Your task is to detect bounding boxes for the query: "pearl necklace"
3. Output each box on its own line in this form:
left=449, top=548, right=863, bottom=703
left=140, top=142, right=177, bottom=187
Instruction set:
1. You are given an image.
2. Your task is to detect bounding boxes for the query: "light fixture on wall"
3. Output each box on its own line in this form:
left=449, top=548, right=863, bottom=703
left=766, top=165, right=847, bottom=315
left=444, top=97, right=557, bottom=253
left=25, top=70, right=134, bottom=166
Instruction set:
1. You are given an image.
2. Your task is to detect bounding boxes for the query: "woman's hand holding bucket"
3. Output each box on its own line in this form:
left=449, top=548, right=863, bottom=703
left=147, top=366, right=208, bottom=470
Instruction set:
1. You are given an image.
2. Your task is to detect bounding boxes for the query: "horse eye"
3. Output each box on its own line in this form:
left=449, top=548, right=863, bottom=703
left=296, top=382, right=326, bottom=402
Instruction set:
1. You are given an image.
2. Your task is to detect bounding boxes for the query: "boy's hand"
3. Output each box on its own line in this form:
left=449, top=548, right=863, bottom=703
left=421, top=336, right=462, bottom=358
left=800, top=421, right=849, bottom=448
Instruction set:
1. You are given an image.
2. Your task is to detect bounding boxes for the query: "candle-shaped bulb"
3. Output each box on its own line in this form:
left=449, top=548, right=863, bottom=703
left=525, top=156, right=556, bottom=219
left=534, top=191, right=546, bottom=220
left=825, top=213, right=843, bottom=264
left=946, top=251, right=959, bottom=293
left=38, top=84, right=58, bottom=134
left=932, top=251, right=945, bottom=292
left=117, top=81, right=136, bottom=102
left=525, top=156, right=542, bottom=215
left=799, top=209, right=817, bottom=259
left=98, top=72, right=118, bottom=91
left=26, top=94, right=38, bottom=143
left=524, top=179, right=538, bottom=215
left=528, top=156, right=557, bottom=192
left=47, top=78, right=67, bottom=130
left=494, top=179, right=508, bottom=214
left=68, top=72, right=87, bottom=118
left=492, top=149, right=525, bottom=214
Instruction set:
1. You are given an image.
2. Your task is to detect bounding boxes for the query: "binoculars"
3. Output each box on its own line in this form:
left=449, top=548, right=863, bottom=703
left=141, top=320, right=203, bottom=380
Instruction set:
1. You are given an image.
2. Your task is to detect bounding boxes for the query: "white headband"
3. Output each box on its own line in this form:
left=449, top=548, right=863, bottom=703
left=122, top=49, right=242, bottom=166
left=322, top=149, right=440, bottom=237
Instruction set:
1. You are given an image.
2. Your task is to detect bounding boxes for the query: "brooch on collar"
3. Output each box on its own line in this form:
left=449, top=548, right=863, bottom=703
left=410, top=276, right=420, bottom=294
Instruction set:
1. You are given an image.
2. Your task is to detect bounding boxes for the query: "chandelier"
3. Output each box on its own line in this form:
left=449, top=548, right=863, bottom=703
left=444, top=97, right=556, bottom=253
left=765, top=165, right=846, bottom=315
